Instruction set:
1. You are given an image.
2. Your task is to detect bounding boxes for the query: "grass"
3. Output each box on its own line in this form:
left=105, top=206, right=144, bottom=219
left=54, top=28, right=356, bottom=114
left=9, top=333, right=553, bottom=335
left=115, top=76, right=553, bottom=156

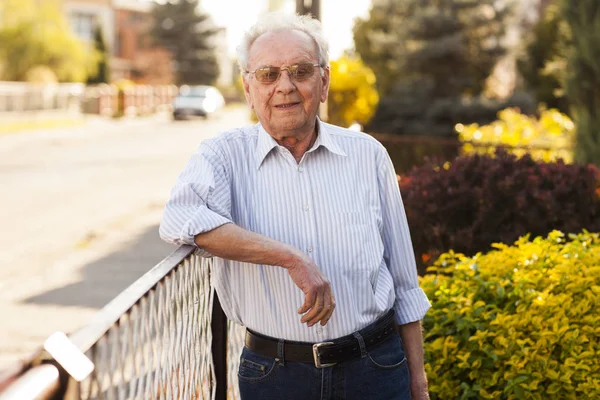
left=0, top=118, right=85, bottom=135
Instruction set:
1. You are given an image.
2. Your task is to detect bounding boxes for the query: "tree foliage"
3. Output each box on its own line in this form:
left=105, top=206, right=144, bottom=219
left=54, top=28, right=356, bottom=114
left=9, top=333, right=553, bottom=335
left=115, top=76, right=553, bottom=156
left=327, top=56, right=379, bottom=128
left=151, top=0, right=219, bottom=85
left=0, top=0, right=96, bottom=82
left=353, top=0, right=524, bottom=136
left=562, top=0, right=600, bottom=165
left=517, top=2, right=570, bottom=114
left=87, top=26, right=110, bottom=84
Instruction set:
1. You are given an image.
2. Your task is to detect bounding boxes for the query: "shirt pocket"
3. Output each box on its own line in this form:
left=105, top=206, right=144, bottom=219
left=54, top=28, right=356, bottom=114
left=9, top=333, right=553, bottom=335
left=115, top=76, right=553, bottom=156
left=329, top=210, right=379, bottom=292
left=332, top=210, right=367, bottom=228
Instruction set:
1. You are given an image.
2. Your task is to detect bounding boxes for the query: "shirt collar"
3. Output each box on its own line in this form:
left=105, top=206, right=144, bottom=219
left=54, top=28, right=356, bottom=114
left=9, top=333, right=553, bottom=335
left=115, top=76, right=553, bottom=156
left=255, top=118, right=347, bottom=169
left=312, top=119, right=347, bottom=157
left=255, top=124, right=279, bottom=169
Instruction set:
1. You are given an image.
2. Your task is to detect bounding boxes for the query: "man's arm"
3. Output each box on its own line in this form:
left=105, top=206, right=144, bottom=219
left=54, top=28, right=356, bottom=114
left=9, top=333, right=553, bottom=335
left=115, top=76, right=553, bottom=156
left=399, top=321, right=429, bottom=400
left=160, top=143, right=335, bottom=326
left=195, top=223, right=336, bottom=327
left=375, top=145, right=431, bottom=396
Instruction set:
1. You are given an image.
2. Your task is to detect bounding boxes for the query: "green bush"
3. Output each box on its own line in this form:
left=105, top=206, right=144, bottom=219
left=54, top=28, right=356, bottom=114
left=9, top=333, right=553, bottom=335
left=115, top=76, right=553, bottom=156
left=399, top=150, right=600, bottom=274
left=421, top=231, right=600, bottom=399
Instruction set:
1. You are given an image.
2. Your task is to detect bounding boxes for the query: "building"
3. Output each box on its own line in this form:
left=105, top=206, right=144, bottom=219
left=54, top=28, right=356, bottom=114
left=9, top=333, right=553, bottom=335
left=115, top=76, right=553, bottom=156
left=60, top=0, right=173, bottom=84
left=112, top=0, right=173, bottom=83
left=61, top=0, right=115, bottom=51
left=61, top=0, right=232, bottom=86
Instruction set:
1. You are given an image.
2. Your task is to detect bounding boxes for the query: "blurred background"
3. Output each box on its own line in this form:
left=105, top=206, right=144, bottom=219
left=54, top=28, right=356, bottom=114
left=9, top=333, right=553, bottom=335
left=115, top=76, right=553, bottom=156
left=1, top=0, right=599, bottom=394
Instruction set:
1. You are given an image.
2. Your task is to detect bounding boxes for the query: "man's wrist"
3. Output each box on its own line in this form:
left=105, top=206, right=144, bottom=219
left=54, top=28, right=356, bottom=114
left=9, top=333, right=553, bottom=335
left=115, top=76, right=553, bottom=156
left=276, top=245, right=303, bottom=270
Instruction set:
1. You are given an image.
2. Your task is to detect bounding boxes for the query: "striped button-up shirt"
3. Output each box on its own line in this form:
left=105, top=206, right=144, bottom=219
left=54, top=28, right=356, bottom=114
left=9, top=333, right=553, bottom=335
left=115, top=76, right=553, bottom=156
left=159, top=120, right=431, bottom=342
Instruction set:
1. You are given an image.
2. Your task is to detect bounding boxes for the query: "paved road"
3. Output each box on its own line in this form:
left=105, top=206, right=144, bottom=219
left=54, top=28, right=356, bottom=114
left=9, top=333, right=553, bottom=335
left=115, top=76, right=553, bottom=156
left=0, top=106, right=251, bottom=369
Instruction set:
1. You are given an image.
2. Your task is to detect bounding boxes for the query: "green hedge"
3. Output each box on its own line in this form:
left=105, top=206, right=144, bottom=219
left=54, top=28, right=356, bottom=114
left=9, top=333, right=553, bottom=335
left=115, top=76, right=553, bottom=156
left=421, top=231, right=600, bottom=399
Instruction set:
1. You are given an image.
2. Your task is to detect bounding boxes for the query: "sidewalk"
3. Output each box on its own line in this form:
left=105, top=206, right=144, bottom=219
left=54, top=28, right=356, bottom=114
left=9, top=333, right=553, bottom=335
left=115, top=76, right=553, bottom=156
left=0, top=109, right=173, bottom=136
left=0, top=209, right=176, bottom=371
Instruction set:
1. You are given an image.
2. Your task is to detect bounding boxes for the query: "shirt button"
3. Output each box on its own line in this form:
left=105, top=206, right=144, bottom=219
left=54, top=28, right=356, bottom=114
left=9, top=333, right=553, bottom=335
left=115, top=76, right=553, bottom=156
left=303, top=205, right=309, bottom=211
left=307, top=247, right=313, bottom=253
left=298, top=166, right=304, bottom=172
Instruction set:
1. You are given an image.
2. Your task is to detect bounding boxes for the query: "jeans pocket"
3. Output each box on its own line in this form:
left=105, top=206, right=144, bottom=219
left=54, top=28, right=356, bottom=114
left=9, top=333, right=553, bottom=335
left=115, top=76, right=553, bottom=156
left=238, top=347, right=278, bottom=382
left=366, top=334, right=407, bottom=370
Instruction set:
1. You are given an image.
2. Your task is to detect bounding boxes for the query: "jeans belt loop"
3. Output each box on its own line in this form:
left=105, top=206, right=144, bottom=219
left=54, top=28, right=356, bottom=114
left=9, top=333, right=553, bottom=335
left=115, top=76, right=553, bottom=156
left=277, top=339, right=285, bottom=366
left=352, top=331, right=368, bottom=358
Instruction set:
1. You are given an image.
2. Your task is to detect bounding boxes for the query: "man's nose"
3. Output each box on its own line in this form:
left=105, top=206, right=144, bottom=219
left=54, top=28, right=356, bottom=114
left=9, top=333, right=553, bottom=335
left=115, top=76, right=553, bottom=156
left=276, top=70, right=296, bottom=93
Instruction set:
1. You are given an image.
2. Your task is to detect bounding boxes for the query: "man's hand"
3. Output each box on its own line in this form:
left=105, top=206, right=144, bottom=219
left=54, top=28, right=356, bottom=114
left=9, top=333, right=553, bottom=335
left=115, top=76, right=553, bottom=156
left=194, top=223, right=336, bottom=326
left=286, top=252, right=336, bottom=326
left=410, top=379, right=430, bottom=400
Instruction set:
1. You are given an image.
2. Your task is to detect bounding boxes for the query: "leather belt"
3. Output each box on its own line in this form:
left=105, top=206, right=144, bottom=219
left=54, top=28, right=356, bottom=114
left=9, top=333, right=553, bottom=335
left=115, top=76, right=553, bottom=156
left=245, top=310, right=397, bottom=368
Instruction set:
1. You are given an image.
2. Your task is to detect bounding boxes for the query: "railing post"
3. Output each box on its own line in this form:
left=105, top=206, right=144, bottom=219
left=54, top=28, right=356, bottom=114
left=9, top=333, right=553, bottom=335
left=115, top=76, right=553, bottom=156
left=211, top=291, right=228, bottom=400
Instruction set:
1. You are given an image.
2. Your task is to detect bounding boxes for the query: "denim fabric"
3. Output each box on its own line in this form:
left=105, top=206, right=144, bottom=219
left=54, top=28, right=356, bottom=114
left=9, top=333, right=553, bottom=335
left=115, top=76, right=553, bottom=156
left=238, top=331, right=411, bottom=400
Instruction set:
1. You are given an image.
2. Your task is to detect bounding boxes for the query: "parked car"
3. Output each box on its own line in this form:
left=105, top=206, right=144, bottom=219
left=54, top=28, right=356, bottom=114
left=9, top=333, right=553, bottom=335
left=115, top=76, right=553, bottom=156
left=172, top=85, right=225, bottom=120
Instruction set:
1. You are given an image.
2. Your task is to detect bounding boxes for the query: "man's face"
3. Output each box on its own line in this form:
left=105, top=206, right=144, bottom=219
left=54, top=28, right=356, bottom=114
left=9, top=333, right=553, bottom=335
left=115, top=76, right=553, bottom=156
left=242, top=29, right=330, bottom=139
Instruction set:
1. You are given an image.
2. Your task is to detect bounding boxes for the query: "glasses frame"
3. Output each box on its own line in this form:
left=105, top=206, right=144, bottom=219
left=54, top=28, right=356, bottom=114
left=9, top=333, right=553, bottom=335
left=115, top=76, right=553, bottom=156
left=245, top=63, right=323, bottom=84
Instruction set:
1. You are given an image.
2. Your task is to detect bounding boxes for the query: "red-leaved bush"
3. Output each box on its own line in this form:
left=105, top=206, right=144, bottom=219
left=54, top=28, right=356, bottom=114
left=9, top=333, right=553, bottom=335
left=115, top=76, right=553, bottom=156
left=399, top=149, right=600, bottom=274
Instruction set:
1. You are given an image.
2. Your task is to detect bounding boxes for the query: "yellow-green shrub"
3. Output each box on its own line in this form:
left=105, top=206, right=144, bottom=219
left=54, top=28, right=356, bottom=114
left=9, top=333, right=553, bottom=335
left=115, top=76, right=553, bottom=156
left=421, top=231, right=600, bottom=399
left=456, top=108, right=574, bottom=163
left=327, top=56, right=379, bottom=128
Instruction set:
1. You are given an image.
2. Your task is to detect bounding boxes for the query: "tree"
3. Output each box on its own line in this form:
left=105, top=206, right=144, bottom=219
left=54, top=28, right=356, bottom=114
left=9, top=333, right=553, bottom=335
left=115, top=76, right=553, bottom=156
left=353, top=0, right=522, bottom=136
left=327, top=56, right=379, bottom=128
left=517, top=1, right=570, bottom=114
left=0, top=0, right=96, bottom=82
left=87, top=25, right=110, bottom=84
left=562, top=0, right=600, bottom=165
left=151, top=0, right=219, bottom=85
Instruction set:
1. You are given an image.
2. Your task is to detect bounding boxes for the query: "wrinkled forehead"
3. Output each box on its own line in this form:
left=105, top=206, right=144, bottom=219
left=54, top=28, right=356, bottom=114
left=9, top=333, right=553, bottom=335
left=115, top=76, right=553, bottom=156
left=248, top=29, right=319, bottom=68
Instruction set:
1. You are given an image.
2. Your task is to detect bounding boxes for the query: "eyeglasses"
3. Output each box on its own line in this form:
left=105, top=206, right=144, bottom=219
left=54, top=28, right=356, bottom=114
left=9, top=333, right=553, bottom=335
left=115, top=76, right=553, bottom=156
left=246, top=62, right=322, bottom=84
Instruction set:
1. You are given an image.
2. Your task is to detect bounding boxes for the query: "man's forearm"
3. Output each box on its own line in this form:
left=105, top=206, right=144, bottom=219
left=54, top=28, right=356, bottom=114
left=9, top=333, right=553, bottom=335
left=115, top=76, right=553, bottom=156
left=399, top=321, right=429, bottom=398
left=195, top=223, right=336, bottom=326
left=194, top=223, right=298, bottom=268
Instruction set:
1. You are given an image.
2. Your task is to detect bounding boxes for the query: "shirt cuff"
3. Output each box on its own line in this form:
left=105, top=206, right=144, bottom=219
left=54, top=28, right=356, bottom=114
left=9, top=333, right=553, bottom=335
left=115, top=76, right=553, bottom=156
left=180, top=205, right=232, bottom=256
left=393, top=287, right=431, bottom=325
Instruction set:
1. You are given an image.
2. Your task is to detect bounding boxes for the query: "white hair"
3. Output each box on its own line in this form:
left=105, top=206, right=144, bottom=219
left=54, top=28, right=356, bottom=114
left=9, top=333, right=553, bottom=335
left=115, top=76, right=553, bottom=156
left=236, top=12, right=330, bottom=73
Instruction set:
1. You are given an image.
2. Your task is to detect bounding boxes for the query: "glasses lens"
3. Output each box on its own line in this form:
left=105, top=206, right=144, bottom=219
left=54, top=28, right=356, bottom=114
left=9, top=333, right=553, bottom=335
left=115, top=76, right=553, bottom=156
left=255, top=67, right=280, bottom=83
left=290, top=63, right=315, bottom=80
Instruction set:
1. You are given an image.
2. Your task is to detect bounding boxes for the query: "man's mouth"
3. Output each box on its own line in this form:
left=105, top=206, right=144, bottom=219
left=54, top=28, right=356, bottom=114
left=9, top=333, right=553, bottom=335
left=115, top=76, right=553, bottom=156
left=275, top=102, right=300, bottom=109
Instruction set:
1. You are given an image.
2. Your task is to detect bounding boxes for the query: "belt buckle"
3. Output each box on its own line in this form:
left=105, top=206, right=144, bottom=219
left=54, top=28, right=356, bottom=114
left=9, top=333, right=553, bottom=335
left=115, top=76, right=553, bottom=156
left=312, top=342, right=336, bottom=369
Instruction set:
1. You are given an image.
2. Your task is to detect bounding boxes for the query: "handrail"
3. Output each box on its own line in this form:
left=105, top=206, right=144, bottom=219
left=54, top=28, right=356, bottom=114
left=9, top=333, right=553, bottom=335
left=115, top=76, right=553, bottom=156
left=0, top=348, right=49, bottom=397
left=0, top=365, right=60, bottom=400
left=0, top=245, right=242, bottom=400
left=68, top=245, right=195, bottom=352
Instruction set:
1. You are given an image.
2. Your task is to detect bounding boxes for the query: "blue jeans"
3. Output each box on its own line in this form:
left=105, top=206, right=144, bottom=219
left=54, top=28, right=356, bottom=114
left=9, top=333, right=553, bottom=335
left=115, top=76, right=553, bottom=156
left=238, top=330, right=411, bottom=399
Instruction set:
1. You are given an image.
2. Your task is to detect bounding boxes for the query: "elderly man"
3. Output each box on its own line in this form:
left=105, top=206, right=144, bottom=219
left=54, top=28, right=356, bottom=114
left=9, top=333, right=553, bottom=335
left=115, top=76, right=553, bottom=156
left=160, top=12, right=431, bottom=400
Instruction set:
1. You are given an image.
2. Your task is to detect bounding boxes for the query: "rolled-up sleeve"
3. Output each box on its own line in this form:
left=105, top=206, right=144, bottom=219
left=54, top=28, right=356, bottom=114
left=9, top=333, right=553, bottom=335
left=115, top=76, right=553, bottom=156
left=377, top=146, right=431, bottom=325
left=159, top=142, right=232, bottom=254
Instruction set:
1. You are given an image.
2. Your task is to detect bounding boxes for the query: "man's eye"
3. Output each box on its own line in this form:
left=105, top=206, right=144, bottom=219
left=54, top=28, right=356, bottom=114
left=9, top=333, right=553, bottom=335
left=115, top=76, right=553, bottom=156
left=258, top=68, right=279, bottom=81
left=294, top=65, right=311, bottom=77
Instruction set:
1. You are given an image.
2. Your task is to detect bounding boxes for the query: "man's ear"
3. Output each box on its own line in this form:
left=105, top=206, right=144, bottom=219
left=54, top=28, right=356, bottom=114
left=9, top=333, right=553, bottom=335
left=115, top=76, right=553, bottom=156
left=320, top=66, right=330, bottom=103
left=242, top=75, right=254, bottom=110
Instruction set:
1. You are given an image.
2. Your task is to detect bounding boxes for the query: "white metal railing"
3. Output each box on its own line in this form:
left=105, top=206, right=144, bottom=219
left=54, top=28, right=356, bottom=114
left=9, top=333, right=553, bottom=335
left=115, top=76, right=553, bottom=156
left=0, top=246, right=246, bottom=400
left=0, top=81, right=178, bottom=117
left=0, top=81, right=85, bottom=113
